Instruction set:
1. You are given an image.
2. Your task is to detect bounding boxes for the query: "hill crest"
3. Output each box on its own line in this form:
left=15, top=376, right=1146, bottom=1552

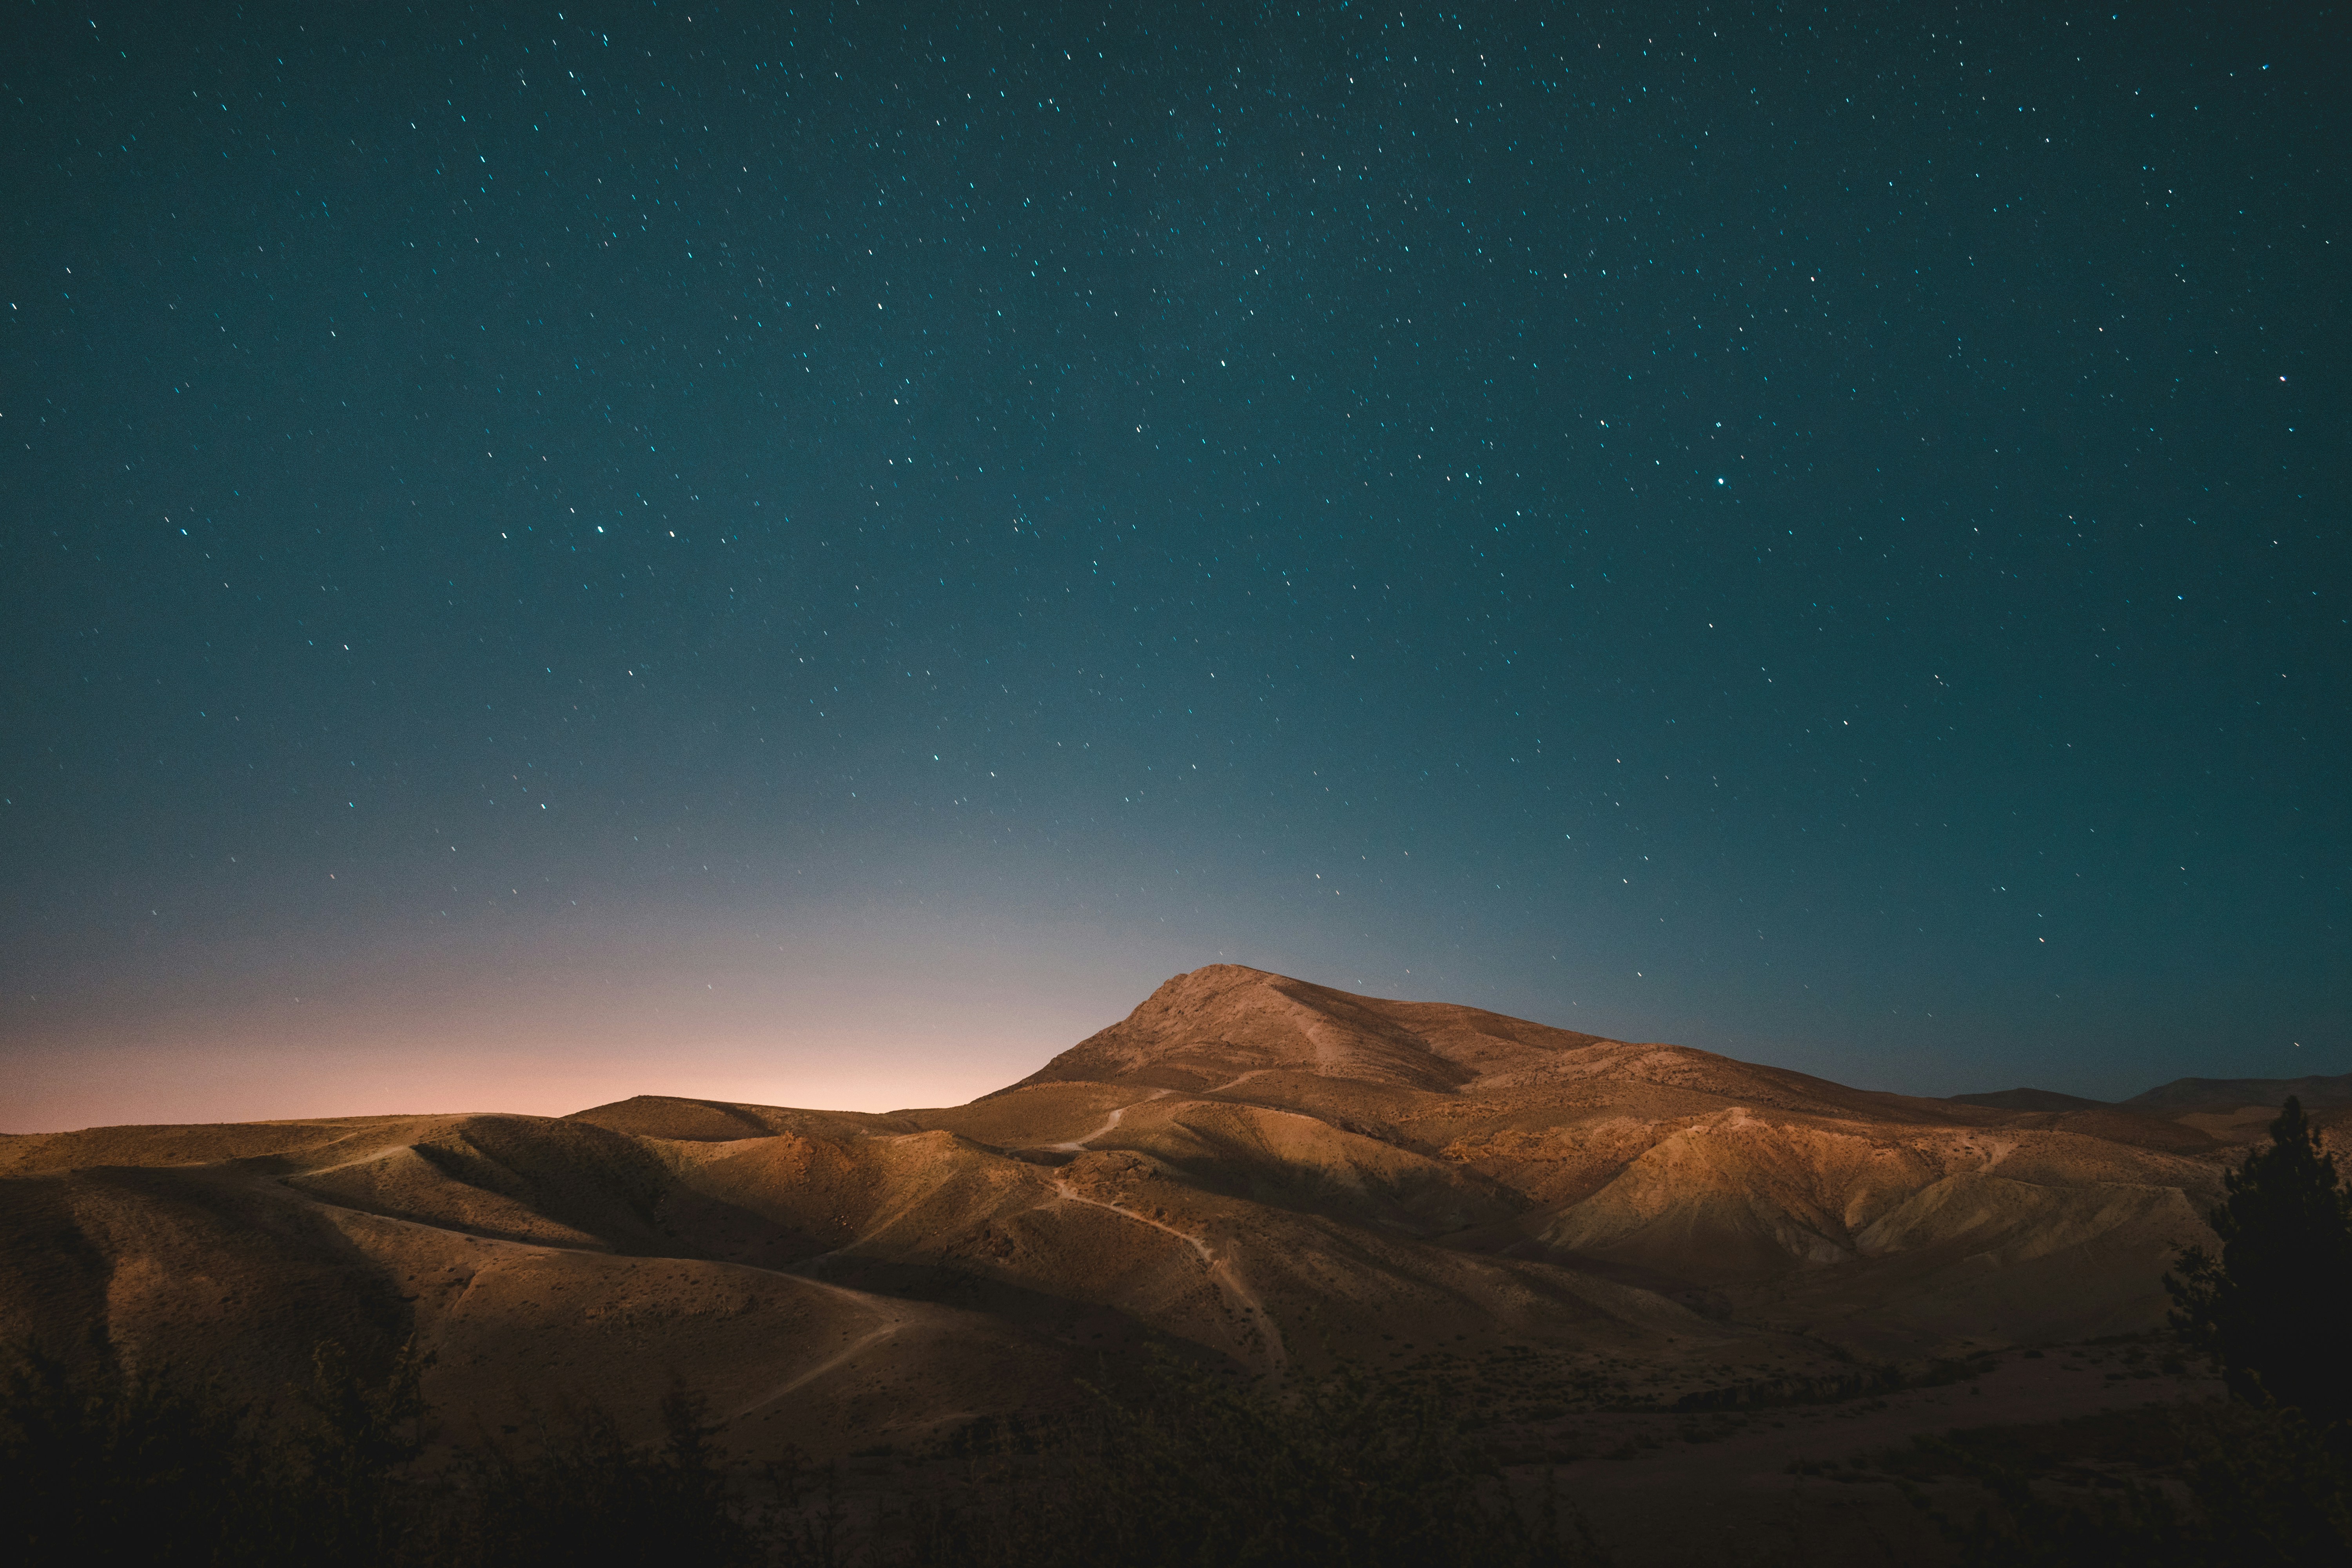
left=1000, top=965, right=1967, bottom=1126
left=992, top=964, right=1835, bottom=1098
left=2117, top=1072, right=2352, bottom=1116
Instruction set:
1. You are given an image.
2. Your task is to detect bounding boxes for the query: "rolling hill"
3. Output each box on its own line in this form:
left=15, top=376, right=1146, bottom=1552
left=3, top=964, right=2325, bottom=1463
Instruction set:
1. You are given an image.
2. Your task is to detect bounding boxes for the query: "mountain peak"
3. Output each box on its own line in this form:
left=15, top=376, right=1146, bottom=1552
left=996, top=965, right=1613, bottom=1096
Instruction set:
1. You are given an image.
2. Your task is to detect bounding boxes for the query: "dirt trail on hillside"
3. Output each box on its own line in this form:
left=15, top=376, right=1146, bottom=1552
left=1046, top=1172, right=1286, bottom=1374
left=1046, top=1087, right=1172, bottom=1152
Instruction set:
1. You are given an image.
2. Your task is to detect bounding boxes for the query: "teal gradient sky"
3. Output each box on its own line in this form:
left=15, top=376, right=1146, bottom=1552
left=4, top=2, right=2345, bottom=1131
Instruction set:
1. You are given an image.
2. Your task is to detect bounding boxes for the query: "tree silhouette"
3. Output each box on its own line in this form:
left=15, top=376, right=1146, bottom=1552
left=2166, top=1096, right=2352, bottom=1429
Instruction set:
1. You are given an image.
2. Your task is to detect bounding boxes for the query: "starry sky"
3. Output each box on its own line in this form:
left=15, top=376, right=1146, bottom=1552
left=4, top=2, right=2345, bottom=1130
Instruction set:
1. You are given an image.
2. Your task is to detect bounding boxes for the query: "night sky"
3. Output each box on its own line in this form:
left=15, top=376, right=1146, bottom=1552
left=5, top=2, right=2345, bottom=1131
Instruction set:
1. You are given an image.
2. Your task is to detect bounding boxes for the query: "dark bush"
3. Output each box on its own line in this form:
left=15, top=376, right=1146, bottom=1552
left=2165, top=1096, right=2352, bottom=1428
left=1921, top=1403, right=2351, bottom=1568
left=882, top=1354, right=1604, bottom=1568
left=0, top=1341, right=265, bottom=1566
left=435, top=1380, right=782, bottom=1568
left=2, top=1337, right=1606, bottom=1567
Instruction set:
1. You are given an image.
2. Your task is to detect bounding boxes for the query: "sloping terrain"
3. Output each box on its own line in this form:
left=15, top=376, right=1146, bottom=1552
left=965, top=967, right=2237, bottom=1358
left=2116, top=1071, right=2352, bottom=1116
left=4, top=964, right=2298, bottom=1457
left=0, top=1111, right=1070, bottom=1461
left=1950, top=1088, right=2109, bottom=1113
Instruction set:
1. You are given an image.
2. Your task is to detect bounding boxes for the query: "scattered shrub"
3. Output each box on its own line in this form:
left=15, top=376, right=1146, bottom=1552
left=881, top=1353, right=1604, bottom=1568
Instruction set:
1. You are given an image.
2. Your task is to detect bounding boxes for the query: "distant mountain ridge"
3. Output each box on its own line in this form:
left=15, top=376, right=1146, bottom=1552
left=1949, top=1088, right=2110, bottom=1113
left=1940, top=1072, right=2352, bottom=1124
left=2116, top=1073, right=2352, bottom=1116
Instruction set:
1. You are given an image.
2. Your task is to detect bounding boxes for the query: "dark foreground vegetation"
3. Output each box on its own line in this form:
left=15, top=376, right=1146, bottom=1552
left=8, top=1334, right=2350, bottom=1568
left=1796, top=1399, right=2349, bottom=1567
left=0, top=1338, right=1605, bottom=1568
left=7, top=1099, right=2348, bottom=1568
left=1918, top=1095, right=2352, bottom=1565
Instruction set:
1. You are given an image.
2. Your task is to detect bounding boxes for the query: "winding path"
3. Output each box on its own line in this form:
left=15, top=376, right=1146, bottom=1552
left=1046, top=1175, right=1287, bottom=1376
left=1036, top=1087, right=1284, bottom=1374
left=722, top=1276, right=913, bottom=1422
left=1045, top=1087, right=1172, bottom=1152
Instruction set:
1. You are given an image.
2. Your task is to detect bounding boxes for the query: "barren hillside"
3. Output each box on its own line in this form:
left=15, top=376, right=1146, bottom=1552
left=5, top=964, right=2310, bottom=1461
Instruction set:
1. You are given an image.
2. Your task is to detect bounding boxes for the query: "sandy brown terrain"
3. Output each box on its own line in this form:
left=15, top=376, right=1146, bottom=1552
left=3, top=964, right=2338, bottom=1507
